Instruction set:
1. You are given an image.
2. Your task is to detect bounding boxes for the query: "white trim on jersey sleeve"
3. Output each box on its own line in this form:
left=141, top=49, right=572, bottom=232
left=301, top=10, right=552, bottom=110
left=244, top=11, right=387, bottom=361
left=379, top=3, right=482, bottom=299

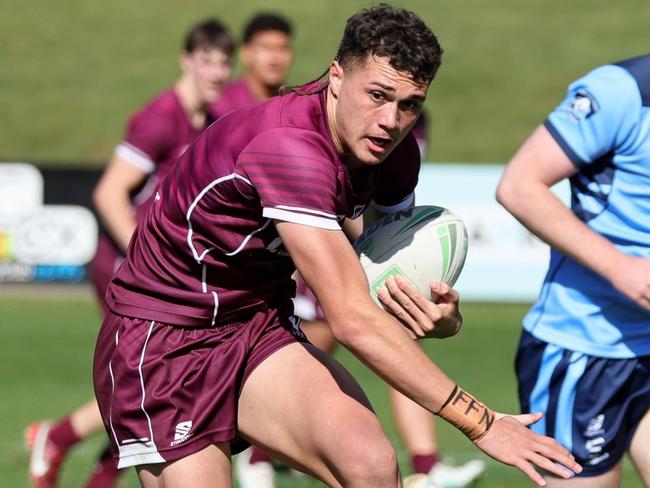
left=370, top=193, right=415, bottom=214
left=263, top=207, right=341, bottom=230
left=115, top=142, right=156, bottom=174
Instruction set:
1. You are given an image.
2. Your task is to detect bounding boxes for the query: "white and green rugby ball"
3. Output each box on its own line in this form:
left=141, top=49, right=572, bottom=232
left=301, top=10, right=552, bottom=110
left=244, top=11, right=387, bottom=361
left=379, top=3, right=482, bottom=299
left=354, top=205, right=468, bottom=304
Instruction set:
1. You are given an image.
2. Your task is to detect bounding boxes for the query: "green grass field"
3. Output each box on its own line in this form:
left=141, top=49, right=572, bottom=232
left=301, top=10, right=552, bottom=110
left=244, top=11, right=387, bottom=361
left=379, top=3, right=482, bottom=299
left=1, top=0, right=648, bottom=165
left=1, top=1, right=647, bottom=486
left=1, top=295, right=644, bottom=487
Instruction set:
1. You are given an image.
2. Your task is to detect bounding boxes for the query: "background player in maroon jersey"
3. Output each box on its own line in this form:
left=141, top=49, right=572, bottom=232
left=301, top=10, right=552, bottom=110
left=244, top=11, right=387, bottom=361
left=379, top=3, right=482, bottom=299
left=92, top=5, right=581, bottom=488
left=25, top=18, right=234, bottom=488
left=212, top=12, right=293, bottom=118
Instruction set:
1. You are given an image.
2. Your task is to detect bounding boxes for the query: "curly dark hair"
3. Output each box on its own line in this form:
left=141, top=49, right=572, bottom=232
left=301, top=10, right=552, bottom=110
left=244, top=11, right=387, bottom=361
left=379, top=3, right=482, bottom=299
left=337, top=4, right=443, bottom=85
left=283, top=4, right=442, bottom=95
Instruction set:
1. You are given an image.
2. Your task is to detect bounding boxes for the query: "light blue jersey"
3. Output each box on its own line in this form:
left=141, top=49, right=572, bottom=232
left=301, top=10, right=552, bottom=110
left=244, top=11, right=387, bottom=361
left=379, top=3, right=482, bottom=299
left=524, top=54, right=650, bottom=358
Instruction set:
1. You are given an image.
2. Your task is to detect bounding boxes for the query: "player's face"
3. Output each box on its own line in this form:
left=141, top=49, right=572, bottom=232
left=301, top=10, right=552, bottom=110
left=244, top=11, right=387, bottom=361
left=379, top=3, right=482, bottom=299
left=183, top=47, right=233, bottom=104
left=328, top=56, right=428, bottom=167
left=242, top=30, right=293, bottom=88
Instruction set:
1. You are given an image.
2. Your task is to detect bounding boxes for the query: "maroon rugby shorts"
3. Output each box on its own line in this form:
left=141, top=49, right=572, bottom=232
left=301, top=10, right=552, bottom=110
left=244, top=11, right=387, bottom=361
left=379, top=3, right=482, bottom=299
left=90, top=235, right=124, bottom=315
left=93, top=308, right=307, bottom=468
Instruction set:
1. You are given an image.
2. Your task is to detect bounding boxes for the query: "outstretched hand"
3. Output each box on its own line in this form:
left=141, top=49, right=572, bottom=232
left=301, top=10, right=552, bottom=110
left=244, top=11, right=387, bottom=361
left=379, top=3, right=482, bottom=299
left=475, top=412, right=582, bottom=486
left=377, top=277, right=462, bottom=339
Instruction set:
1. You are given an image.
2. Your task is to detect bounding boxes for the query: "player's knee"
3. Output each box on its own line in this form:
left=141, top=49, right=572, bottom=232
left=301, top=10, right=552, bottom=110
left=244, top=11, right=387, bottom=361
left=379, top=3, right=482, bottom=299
left=341, top=435, right=398, bottom=485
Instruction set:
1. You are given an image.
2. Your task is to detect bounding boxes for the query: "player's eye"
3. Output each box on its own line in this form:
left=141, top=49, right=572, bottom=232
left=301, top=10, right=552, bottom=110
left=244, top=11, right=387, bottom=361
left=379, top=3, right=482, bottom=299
left=370, top=91, right=385, bottom=103
left=399, top=100, right=422, bottom=111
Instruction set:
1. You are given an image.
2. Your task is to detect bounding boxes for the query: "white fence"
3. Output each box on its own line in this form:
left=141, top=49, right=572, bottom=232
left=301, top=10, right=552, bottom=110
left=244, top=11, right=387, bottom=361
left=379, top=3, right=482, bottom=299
left=415, top=164, right=570, bottom=301
left=0, top=162, right=570, bottom=300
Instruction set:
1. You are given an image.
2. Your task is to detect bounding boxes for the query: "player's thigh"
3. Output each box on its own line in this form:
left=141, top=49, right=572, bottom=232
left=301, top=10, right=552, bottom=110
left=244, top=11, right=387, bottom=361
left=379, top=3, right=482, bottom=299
left=301, top=319, right=337, bottom=352
left=629, top=407, right=650, bottom=486
left=544, top=464, right=621, bottom=488
left=136, top=443, right=232, bottom=488
left=238, top=342, right=398, bottom=484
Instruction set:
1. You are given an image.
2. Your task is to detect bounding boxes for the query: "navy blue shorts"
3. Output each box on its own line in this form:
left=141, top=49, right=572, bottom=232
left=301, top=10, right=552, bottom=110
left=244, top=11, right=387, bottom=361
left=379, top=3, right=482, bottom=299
left=516, top=330, right=650, bottom=476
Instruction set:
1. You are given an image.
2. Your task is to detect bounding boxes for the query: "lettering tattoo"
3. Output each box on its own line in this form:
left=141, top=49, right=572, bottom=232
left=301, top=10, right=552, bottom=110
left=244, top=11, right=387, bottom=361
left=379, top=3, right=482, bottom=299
left=437, top=385, right=495, bottom=441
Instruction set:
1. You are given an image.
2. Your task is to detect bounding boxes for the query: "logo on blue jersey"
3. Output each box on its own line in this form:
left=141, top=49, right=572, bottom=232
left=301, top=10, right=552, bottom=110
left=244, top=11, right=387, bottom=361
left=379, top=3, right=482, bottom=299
left=567, top=90, right=599, bottom=122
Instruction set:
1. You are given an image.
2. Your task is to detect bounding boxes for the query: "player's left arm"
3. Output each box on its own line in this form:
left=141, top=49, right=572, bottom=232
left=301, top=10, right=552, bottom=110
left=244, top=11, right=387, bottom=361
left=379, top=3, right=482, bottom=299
left=277, top=220, right=582, bottom=485
left=501, top=66, right=650, bottom=310
left=497, top=103, right=650, bottom=310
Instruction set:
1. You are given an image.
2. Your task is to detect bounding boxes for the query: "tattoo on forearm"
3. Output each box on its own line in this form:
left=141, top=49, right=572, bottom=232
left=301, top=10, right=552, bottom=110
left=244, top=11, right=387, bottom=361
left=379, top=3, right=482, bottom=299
left=437, top=385, right=495, bottom=441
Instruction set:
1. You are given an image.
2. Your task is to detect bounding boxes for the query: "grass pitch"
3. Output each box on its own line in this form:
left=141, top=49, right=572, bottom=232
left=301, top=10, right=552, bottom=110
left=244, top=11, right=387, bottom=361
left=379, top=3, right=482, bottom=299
left=1, top=295, right=644, bottom=487
left=2, top=0, right=648, bottom=165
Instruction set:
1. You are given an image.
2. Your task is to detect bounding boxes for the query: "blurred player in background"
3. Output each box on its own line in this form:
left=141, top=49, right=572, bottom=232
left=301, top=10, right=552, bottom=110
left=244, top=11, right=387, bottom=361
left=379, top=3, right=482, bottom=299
left=25, top=18, right=234, bottom=488
left=212, top=12, right=294, bottom=118
left=497, top=54, right=650, bottom=487
left=214, top=11, right=484, bottom=488
left=92, top=5, right=580, bottom=488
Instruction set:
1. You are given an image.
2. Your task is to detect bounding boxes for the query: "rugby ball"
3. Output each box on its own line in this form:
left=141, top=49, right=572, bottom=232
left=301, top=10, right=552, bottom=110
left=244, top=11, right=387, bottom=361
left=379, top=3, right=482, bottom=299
left=354, top=206, right=468, bottom=304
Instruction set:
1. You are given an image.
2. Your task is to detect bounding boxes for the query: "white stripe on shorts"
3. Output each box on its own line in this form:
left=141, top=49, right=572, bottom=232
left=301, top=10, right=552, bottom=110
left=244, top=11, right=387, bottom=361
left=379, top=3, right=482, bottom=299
left=116, top=321, right=166, bottom=468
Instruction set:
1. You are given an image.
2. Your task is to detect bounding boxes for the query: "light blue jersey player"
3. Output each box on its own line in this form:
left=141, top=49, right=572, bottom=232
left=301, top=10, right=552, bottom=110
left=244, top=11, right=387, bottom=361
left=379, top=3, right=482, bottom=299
left=497, top=53, right=650, bottom=486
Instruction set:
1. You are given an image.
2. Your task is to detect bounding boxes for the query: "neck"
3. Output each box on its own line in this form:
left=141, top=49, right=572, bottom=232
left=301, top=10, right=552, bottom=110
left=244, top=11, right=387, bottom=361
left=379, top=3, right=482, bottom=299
left=245, top=75, right=279, bottom=101
left=325, top=86, right=345, bottom=155
left=175, top=76, right=207, bottom=129
left=325, top=87, right=363, bottom=170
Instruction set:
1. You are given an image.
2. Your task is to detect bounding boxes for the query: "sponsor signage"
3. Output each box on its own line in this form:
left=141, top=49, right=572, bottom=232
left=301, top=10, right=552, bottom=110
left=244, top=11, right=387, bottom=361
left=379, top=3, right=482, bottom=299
left=0, top=161, right=570, bottom=301
left=416, top=164, right=570, bottom=301
left=0, top=163, right=98, bottom=283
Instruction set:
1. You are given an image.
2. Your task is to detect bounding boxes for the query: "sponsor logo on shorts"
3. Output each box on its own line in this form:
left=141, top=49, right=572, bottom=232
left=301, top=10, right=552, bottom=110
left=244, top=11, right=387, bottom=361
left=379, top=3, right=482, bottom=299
left=171, top=420, right=193, bottom=447
left=584, top=414, right=605, bottom=437
left=587, top=452, right=610, bottom=466
left=265, top=237, right=289, bottom=257
left=350, top=204, right=367, bottom=219
left=584, top=414, right=609, bottom=466
left=288, top=315, right=306, bottom=339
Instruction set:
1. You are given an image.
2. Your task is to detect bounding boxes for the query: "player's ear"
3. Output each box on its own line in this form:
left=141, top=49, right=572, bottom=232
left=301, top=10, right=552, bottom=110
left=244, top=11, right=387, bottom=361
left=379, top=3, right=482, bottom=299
left=329, top=60, right=344, bottom=98
left=179, top=53, right=192, bottom=73
left=240, top=43, right=252, bottom=66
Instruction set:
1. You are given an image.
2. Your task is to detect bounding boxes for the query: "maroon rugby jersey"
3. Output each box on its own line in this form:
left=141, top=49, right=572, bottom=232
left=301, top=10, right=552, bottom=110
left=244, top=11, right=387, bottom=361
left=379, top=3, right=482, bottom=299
left=211, top=78, right=258, bottom=118
left=117, top=88, right=214, bottom=220
left=212, top=79, right=331, bottom=319
left=107, top=84, right=420, bottom=327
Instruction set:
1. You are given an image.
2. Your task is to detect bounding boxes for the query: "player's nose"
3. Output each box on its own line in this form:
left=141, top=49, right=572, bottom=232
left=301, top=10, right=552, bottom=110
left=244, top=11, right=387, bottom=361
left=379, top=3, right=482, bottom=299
left=378, top=103, right=400, bottom=132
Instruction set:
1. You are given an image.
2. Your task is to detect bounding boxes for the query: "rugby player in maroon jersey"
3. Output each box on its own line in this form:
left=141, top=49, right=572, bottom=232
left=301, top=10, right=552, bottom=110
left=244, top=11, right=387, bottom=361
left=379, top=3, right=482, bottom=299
left=207, top=13, right=469, bottom=487
left=93, top=5, right=581, bottom=488
left=212, top=12, right=294, bottom=119
left=211, top=10, right=496, bottom=488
